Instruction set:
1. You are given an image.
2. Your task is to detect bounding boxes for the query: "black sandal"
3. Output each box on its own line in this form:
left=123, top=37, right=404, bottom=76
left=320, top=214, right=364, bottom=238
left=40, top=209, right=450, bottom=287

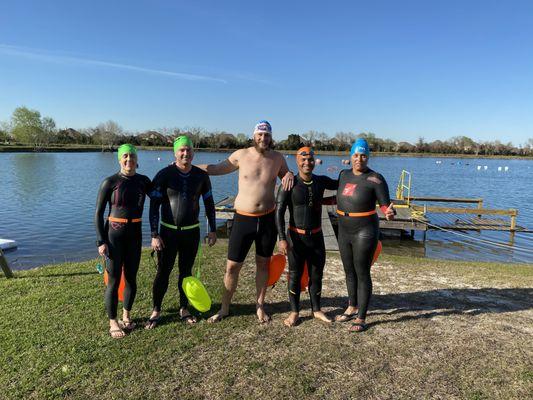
left=144, top=316, right=160, bottom=330
left=335, top=312, right=358, bottom=322
left=180, top=314, right=197, bottom=324
left=349, top=322, right=368, bottom=332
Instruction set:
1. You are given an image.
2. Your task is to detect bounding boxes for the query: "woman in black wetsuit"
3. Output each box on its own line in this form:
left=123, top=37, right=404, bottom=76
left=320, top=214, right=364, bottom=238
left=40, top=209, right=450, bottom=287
left=335, top=138, right=395, bottom=332
left=95, top=144, right=152, bottom=338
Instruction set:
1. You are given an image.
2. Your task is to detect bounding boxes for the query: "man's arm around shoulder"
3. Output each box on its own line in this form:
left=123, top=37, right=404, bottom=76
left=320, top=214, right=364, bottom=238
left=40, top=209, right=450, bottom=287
left=197, top=149, right=241, bottom=176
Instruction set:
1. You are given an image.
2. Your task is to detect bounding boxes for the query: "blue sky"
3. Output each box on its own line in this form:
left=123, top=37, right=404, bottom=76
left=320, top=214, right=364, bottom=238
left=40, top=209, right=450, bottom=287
left=1, top=1, right=532, bottom=145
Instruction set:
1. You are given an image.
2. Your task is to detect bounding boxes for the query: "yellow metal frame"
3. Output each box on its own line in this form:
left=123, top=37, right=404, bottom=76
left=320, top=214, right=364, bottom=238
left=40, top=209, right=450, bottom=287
left=396, top=170, right=412, bottom=206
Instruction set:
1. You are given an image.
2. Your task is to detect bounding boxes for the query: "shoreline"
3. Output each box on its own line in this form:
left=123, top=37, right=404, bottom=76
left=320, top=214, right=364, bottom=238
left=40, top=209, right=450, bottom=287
left=1, top=144, right=532, bottom=159
left=5, top=243, right=533, bottom=272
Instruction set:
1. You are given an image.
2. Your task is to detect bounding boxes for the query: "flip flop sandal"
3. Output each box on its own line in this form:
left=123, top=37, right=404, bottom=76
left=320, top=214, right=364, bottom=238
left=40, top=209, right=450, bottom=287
left=144, top=316, right=161, bottom=330
left=349, top=322, right=368, bottom=333
left=109, top=328, right=126, bottom=339
left=119, top=320, right=137, bottom=331
left=335, top=312, right=358, bottom=322
left=180, top=314, right=197, bottom=324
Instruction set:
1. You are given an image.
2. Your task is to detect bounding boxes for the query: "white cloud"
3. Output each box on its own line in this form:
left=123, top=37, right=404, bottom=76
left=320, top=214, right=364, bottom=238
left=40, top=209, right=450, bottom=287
left=0, top=44, right=227, bottom=84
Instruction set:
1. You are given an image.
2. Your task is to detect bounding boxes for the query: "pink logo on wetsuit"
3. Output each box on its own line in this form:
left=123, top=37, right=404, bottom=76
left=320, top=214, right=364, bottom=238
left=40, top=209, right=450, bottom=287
left=342, top=183, right=357, bottom=196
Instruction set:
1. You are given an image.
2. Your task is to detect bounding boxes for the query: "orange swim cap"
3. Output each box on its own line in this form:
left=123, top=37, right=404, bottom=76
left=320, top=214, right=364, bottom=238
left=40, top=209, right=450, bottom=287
left=296, top=146, right=314, bottom=159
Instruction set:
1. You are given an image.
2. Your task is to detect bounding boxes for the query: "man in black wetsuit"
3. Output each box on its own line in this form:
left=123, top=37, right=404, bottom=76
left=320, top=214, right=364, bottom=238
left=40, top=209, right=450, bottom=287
left=335, top=138, right=394, bottom=332
left=146, top=136, right=217, bottom=328
left=276, top=147, right=338, bottom=327
left=95, top=144, right=152, bottom=338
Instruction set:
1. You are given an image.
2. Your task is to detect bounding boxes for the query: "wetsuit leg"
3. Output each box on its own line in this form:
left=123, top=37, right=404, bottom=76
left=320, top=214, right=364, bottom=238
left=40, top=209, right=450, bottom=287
left=122, top=224, right=142, bottom=312
left=307, top=233, right=326, bottom=312
left=152, top=225, right=179, bottom=312
left=352, top=224, right=378, bottom=319
left=105, top=221, right=127, bottom=319
left=338, top=228, right=358, bottom=308
left=255, top=211, right=277, bottom=258
left=287, top=231, right=305, bottom=312
left=176, top=227, right=200, bottom=309
left=227, top=213, right=257, bottom=262
left=338, top=217, right=379, bottom=319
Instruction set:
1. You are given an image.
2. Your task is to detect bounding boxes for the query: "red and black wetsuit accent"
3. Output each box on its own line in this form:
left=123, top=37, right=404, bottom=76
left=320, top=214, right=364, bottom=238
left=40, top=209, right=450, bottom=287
left=149, top=164, right=216, bottom=311
left=95, top=172, right=152, bottom=319
left=336, top=168, right=391, bottom=320
left=275, top=174, right=338, bottom=313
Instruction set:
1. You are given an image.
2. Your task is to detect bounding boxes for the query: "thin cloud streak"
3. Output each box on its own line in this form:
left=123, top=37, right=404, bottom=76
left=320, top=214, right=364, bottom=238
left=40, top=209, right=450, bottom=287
left=0, top=44, right=227, bottom=84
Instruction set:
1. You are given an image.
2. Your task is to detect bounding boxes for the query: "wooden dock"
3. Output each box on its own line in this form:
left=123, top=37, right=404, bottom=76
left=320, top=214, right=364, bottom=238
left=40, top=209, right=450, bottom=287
left=214, top=190, right=430, bottom=252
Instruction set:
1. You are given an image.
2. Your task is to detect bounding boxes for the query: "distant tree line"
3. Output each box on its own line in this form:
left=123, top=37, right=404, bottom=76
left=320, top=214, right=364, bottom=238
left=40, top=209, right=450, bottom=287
left=1, top=106, right=532, bottom=156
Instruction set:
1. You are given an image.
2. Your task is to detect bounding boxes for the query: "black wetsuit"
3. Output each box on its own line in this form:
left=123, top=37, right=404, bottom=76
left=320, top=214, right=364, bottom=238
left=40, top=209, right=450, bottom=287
left=276, top=174, right=338, bottom=312
left=149, top=164, right=216, bottom=311
left=336, top=168, right=391, bottom=320
left=95, top=172, right=152, bottom=320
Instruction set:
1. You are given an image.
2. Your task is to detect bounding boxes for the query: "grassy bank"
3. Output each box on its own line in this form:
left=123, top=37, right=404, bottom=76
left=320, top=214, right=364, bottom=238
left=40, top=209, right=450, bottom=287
left=1, top=244, right=532, bottom=399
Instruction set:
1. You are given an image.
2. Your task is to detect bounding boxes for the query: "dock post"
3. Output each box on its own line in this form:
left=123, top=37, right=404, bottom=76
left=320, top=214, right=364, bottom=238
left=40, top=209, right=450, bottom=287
left=0, top=249, right=14, bottom=279
left=510, top=209, right=517, bottom=231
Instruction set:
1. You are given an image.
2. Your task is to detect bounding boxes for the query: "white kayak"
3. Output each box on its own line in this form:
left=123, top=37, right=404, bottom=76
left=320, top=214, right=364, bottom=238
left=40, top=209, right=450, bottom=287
left=0, top=239, right=17, bottom=250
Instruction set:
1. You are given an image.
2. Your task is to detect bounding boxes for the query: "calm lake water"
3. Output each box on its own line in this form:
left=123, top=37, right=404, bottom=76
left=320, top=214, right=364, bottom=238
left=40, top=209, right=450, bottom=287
left=1, top=151, right=532, bottom=269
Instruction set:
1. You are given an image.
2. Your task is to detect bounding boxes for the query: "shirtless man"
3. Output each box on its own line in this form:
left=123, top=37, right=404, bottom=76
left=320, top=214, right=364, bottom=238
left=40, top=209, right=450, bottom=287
left=198, top=120, right=293, bottom=323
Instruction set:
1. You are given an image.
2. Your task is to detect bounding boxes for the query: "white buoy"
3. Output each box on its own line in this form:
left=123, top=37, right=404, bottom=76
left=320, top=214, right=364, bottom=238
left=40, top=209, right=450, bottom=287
left=477, top=166, right=481, bottom=170
left=504, top=166, right=509, bottom=171
left=498, top=166, right=502, bottom=171
left=0, top=238, right=17, bottom=250
left=484, top=166, right=488, bottom=170
left=157, top=157, right=161, bottom=161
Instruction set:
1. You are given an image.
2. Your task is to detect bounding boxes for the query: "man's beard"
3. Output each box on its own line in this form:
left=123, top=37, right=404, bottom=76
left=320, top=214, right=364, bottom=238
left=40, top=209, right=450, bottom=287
left=254, top=140, right=271, bottom=153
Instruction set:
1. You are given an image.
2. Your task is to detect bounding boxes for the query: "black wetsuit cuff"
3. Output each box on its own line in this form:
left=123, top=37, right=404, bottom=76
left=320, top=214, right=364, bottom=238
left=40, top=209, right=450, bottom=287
left=96, top=240, right=106, bottom=247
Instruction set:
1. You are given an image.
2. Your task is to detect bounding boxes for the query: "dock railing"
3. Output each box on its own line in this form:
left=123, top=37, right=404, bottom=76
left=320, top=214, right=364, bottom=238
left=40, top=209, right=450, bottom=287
left=395, top=170, right=412, bottom=206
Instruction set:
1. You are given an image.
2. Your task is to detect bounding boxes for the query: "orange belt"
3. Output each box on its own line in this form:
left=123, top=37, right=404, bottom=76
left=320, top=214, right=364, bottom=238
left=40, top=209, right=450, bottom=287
left=289, top=226, right=322, bottom=235
left=108, top=217, right=142, bottom=223
left=236, top=206, right=275, bottom=217
left=336, top=209, right=376, bottom=217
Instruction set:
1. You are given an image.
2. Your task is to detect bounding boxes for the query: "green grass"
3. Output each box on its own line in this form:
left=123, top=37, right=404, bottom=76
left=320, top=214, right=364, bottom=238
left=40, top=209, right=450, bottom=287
left=1, top=245, right=532, bottom=399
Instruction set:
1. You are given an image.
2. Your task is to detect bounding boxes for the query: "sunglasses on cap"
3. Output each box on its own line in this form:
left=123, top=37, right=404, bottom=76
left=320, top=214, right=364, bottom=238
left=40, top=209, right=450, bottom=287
left=297, top=150, right=315, bottom=157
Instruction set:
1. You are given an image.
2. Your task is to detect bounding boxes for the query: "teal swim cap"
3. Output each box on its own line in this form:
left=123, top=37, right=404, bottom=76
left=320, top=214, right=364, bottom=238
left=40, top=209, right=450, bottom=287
left=173, top=136, right=193, bottom=153
left=117, top=144, right=137, bottom=160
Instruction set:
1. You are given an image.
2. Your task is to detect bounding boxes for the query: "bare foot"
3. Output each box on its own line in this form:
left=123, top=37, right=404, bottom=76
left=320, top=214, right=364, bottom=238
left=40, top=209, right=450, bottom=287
left=145, top=311, right=160, bottom=330
left=283, top=312, right=300, bottom=327
left=335, top=306, right=359, bottom=322
left=256, top=305, right=271, bottom=324
left=207, top=310, right=229, bottom=323
left=313, top=310, right=332, bottom=323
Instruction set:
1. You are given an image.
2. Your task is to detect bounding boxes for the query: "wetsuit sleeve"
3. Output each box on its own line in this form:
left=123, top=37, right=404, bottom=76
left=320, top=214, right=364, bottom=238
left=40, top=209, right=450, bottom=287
left=275, top=186, right=290, bottom=241
left=201, top=174, right=217, bottom=233
left=144, top=175, right=154, bottom=198
left=94, top=178, right=111, bottom=246
left=374, top=173, right=392, bottom=208
left=149, top=170, right=165, bottom=237
left=322, top=175, right=339, bottom=190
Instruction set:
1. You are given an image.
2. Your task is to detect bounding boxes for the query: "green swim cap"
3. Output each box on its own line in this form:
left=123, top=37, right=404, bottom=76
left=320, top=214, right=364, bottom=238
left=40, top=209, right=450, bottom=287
left=117, top=144, right=137, bottom=160
left=173, top=136, right=193, bottom=153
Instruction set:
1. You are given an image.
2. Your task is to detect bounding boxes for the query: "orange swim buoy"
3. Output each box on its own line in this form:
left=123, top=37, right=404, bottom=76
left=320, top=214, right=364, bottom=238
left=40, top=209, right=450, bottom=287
left=267, top=254, right=286, bottom=286
left=371, top=241, right=382, bottom=266
left=300, top=261, right=309, bottom=291
left=103, top=266, right=126, bottom=302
